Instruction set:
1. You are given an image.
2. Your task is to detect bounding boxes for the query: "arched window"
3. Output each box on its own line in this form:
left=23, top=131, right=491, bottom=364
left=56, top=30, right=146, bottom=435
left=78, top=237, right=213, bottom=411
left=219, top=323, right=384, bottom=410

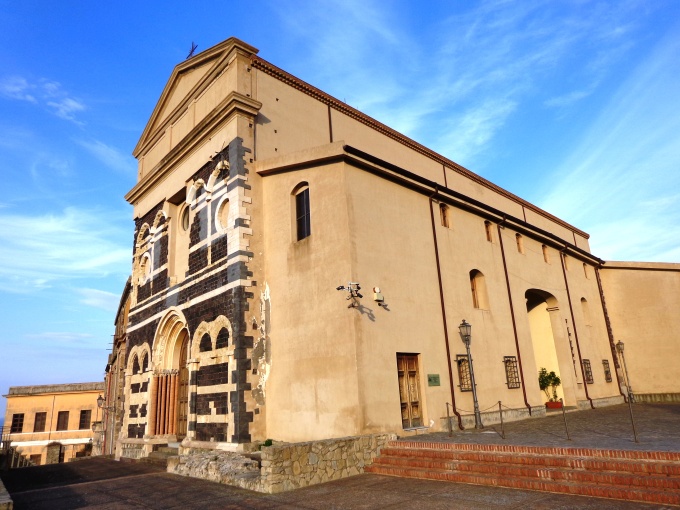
left=581, top=297, right=591, bottom=326
left=470, top=270, right=489, bottom=309
left=141, top=353, right=148, bottom=372
left=199, top=333, right=212, bottom=352
left=542, top=245, right=550, bottom=263
left=563, top=253, right=570, bottom=270
left=132, top=355, right=140, bottom=374
left=484, top=221, right=493, bottom=242
left=439, top=204, right=450, bottom=228
left=215, top=328, right=229, bottom=349
left=293, top=183, right=311, bottom=241
left=515, top=234, right=524, bottom=254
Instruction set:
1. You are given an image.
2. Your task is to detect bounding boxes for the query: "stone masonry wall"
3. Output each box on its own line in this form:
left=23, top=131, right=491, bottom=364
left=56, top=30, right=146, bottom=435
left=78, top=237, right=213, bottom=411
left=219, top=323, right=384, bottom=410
left=168, top=433, right=395, bottom=493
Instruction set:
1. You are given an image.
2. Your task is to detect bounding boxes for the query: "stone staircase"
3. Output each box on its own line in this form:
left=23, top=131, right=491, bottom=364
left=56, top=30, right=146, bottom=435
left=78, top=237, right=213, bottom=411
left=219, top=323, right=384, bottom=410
left=366, top=440, right=680, bottom=506
left=139, top=446, right=179, bottom=468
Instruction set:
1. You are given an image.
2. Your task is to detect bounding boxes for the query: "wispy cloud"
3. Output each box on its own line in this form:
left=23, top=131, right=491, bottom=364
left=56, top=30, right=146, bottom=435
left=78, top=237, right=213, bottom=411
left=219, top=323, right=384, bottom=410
left=540, top=29, right=680, bottom=261
left=76, top=288, right=120, bottom=312
left=0, top=207, right=131, bottom=292
left=274, top=0, right=643, bottom=169
left=0, top=76, right=37, bottom=103
left=76, top=139, right=136, bottom=174
left=0, top=76, right=86, bottom=123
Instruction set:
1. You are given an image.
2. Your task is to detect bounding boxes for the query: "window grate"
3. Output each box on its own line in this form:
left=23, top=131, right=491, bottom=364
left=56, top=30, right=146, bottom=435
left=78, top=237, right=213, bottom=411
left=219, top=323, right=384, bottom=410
left=504, top=356, right=521, bottom=389
left=456, top=355, right=472, bottom=392
left=602, top=360, right=612, bottom=383
left=583, top=359, right=594, bottom=384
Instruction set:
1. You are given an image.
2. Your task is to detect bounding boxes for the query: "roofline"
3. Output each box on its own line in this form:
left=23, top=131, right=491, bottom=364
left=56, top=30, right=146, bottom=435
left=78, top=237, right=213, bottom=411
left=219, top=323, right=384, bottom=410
left=4, top=382, right=105, bottom=397
left=114, top=276, right=132, bottom=325
left=250, top=54, right=589, bottom=240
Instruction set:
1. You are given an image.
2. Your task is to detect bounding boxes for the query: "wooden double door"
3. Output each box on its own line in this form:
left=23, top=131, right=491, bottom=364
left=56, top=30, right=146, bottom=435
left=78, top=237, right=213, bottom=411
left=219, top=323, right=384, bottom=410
left=397, top=354, right=422, bottom=429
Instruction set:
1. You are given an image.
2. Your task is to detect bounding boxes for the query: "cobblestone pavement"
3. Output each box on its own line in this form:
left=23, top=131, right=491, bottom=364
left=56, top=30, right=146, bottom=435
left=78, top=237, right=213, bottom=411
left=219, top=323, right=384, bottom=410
left=1, top=403, right=679, bottom=509
left=408, top=403, right=680, bottom=451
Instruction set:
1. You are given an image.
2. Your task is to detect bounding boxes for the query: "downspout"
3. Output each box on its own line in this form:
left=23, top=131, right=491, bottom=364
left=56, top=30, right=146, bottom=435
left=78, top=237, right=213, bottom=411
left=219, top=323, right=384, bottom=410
left=560, top=249, right=594, bottom=409
left=496, top=219, right=532, bottom=415
left=595, top=266, right=627, bottom=401
left=428, top=187, right=463, bottom=430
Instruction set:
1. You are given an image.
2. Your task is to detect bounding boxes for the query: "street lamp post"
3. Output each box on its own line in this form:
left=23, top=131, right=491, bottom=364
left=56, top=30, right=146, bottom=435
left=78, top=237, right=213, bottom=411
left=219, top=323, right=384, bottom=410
left=459, top=320, right=483, bottom=429
left=616, top=341, right=639, bottom=443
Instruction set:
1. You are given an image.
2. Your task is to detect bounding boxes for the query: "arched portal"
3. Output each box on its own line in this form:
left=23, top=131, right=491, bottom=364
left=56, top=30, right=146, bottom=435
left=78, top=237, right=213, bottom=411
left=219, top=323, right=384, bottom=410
left=151, top=310, right=190, bottom=439
left=525, top=289, right=577, bottom=405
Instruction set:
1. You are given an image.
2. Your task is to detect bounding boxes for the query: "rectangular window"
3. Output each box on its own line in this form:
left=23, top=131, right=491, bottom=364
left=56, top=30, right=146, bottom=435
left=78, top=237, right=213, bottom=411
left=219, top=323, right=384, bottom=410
left=295, top=188, right=311, bottom=241
left=34, top=412, right=47, bottom=433
left=542, top=245, right=550, bottom=263
left=10, top=413, right=24, bottom=433
left=504, top=356, right=521, bottom=389
left=456, top=355, right=472, bottom=392
left=78, top=410, right=92, bottom=430
left=515, top=233, right=524, bottom=254
left=602, top=360, right=612, bottom=383
left=583, top=359, right=594, bottom=384
left=56, top=411, right=69, bottom=431
left=484, top=221, right=493, bottom=242
left=30, top=454, right=42, bottom=465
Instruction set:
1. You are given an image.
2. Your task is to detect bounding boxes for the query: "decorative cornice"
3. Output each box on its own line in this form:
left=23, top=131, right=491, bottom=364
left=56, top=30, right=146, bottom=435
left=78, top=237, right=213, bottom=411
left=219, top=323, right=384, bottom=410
left=251, top=55, right=589, bottom=240
left=125, top=91, right=262, bottom=205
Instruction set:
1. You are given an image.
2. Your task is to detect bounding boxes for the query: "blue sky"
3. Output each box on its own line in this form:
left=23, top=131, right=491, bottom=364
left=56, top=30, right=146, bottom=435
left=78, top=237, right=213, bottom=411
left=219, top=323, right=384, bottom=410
left=1, top=0, right=679, bottom=422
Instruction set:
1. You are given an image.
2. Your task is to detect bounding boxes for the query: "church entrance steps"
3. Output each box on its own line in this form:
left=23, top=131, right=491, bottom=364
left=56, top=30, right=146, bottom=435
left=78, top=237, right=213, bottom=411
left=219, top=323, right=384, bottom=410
left=137, top=445, right=179, bottom=468
left=365, top=440, right=680, bottom=506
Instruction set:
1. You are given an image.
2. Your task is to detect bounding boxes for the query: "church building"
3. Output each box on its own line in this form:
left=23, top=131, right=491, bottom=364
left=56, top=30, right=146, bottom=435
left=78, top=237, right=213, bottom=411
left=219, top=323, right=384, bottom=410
left=114, top=37, right=680, bottom=460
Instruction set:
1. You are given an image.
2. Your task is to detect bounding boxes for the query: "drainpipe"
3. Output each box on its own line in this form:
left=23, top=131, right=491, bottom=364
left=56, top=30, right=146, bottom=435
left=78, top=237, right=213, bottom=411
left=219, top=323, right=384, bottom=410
left=496, top=219, right=532, bottom=415
left=594, top=266, right=627, bottom=401
left=428, top=188, right=463, bottom=430
left=560, top=248, right=594, bottom=409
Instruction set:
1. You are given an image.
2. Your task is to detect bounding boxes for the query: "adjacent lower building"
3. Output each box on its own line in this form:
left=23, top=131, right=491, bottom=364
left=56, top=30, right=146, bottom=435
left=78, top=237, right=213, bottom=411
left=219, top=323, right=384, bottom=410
left=109, top=37, right=679, bottom=460
left=2, top=382, right=104, bottom=465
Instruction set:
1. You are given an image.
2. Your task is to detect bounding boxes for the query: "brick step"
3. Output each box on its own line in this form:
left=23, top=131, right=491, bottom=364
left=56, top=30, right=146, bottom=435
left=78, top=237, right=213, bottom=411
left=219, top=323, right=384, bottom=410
left=379, top=447, right=680, bottom=476
left=391, top=440, right=680, bottom=462
left=372, top=455, right=680, bottom=491
left=366, top=464, right=680, bottom=506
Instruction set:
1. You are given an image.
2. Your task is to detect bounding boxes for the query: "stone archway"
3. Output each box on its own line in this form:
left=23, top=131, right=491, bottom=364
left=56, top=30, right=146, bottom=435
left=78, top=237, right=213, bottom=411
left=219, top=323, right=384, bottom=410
left=150, top=310, right=190, bottom=439
left=525, top=289, right=578, bottom=406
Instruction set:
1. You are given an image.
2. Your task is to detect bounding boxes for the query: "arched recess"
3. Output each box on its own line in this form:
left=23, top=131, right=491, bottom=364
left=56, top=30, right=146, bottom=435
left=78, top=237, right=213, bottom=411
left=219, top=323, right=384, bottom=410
left=150, top=309, right=190, bottom=438
left=525, top=289, right=577, bottom=405
left=470, top=270, right=489, bottom=310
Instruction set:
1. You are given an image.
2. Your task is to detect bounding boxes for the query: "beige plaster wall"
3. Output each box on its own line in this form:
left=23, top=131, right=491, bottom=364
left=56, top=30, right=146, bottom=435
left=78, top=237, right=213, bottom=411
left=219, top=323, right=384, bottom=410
left=258, top=157, right=620, bottom=441
left=600, top=263, right=680, bottom=396
left=3, top=388, right=101, bottom=464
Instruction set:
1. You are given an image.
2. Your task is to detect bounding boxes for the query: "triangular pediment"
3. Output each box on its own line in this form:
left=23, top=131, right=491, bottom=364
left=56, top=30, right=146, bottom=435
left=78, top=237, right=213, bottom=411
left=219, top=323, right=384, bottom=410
left=133, top=37, right=258, bottom=158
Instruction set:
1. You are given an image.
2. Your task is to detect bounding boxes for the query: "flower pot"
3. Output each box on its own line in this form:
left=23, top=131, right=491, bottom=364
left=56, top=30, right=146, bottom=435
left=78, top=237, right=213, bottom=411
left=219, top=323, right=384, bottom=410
left=545, top=401, right=563, bottom=409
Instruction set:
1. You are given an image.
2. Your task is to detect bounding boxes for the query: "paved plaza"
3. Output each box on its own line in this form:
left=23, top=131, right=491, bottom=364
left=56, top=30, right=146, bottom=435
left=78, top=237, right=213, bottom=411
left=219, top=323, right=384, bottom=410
left=1, top=403, right=679, bottom=509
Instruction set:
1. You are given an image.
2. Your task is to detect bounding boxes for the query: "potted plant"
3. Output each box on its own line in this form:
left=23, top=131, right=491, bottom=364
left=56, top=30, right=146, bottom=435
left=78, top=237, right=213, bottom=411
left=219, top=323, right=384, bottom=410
left=538, top=368, right=562, bottom=408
